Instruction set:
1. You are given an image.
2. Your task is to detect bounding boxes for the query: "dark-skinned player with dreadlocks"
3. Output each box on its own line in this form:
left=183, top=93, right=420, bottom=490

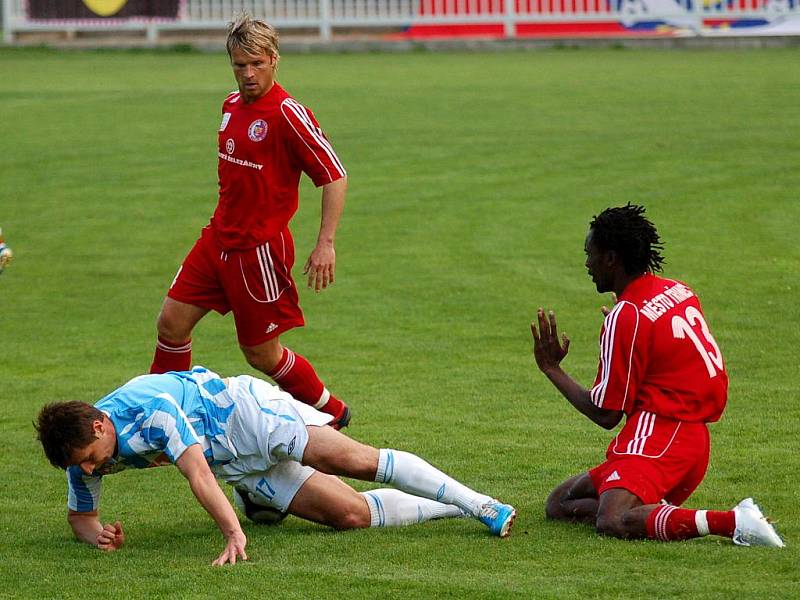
left=530, top=204, right=784, bottom=547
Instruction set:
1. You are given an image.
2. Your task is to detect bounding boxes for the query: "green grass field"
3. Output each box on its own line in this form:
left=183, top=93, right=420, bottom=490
left=1, top=46, right=798, bottom=598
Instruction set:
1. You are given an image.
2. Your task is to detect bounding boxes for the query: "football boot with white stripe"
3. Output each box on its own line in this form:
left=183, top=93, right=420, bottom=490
left=478, top=500, right=517, bottom=538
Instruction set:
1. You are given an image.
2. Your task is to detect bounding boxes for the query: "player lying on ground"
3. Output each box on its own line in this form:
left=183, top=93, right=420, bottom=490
left=35, top=367, right=517, bottom=566
left=530, top=204, right=783, bottom=547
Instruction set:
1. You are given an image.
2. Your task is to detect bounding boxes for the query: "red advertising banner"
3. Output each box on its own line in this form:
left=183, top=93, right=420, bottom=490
left=26, top=0, right=181, bottom=20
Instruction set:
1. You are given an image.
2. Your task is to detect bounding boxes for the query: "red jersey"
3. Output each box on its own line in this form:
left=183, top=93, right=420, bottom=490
left=590, top=273, right=728, bottom=423
left=211, top=83, right=346, bottom=250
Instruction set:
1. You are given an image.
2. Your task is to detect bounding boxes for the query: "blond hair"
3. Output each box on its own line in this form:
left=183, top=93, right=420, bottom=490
left=226, top=13, right=280, bottom=59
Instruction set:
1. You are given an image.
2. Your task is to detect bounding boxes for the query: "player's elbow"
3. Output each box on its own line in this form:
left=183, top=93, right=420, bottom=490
left=595, top=410, right=623, bottom=430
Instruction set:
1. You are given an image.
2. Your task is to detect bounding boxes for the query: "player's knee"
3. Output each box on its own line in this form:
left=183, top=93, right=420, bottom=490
left=156, top=310, right=189, bottom=341
left=545, top=489, right=567, bottom=521
left=595, top=513, right=626, bottom=538
left=241, top=344, right=282, bottom=374
left=242, top=350, right=267, bottom=372
left=330, top=505, right=371, bottom=530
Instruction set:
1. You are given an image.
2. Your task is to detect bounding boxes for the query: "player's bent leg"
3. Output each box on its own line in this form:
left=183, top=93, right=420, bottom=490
left=302, top=426, right=516, bottom=537
left=287, top=471, right=466, bottom=530
left=546, top=473, right=599, bottom=524
left=151, top=298, right=209, bottom=374
left=590, top=484, right=782, bottom=545
left=643, top=499, right=783, bottom=546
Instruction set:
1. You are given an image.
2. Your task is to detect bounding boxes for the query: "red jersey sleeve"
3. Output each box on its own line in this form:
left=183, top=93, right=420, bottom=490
left=590, top=301, right=646, bottom=413
left=280, top=98, right=346, bottom=187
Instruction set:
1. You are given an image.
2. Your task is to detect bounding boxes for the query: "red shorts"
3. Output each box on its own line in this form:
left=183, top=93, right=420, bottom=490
left=588, top=411, right=710, bottom=506
left=168, top=226, right=304, bottom=347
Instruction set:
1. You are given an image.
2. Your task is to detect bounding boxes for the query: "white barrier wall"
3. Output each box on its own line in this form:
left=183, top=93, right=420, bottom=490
left=3, top=0, right=799, bottom=43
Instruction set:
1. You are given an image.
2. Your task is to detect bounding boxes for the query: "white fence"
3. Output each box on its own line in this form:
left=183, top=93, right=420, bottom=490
left=3, top=0, right=799, bottom=43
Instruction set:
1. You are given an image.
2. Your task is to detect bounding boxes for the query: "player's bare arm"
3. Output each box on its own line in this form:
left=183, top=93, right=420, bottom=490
left=175, top=444, right=248, bottom=566
left=304, top=176, right=347, bottom=292
left=67, top=510, right=125, bottom=551
left=531, top=308, right=622, bottom=430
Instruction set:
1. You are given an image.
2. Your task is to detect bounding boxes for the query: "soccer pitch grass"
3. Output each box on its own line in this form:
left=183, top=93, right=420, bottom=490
left=1, top=46, right=798, bottom=598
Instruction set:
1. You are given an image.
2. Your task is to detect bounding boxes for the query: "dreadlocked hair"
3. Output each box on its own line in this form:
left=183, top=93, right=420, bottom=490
left=590, top=203, right=665, bottom=275
left=35, top=401, right=103, bottom=469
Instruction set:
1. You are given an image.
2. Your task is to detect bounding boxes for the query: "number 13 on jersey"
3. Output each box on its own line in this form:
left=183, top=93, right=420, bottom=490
left=671, top=306, right=724, bottom=378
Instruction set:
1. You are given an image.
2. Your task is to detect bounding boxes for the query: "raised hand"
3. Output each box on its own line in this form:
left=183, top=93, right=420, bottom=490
left=531, top=308, right=570, bottom=374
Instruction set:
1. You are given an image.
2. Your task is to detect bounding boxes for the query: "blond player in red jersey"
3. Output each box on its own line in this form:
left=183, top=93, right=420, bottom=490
left=150, top=15, right=350, bottom=428
left=531, top=204, right=783, bottom=547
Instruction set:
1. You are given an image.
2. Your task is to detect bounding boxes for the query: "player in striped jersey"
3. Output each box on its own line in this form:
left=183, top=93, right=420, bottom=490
left=531, top=204, right=783, bottom=547
left=35, top=367, right=517, bottom=565
left=149, top=14, right=351, bottom=429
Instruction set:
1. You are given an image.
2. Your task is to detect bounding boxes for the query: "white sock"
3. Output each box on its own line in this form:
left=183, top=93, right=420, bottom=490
left=375, top=449, right=492, bottom=517
left=362, top=489, right=467, bottom=527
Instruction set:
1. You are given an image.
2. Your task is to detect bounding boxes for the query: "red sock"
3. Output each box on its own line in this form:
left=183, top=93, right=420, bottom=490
left=646, top=505, right=736, bottom=541
left=267, top=348, right=346, bottom=418
left=704, top=510, right=736, bottom=538
left=150, top=336, right=192, bottom=374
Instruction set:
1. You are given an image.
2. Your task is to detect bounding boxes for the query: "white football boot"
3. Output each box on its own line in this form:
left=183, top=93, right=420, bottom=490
left=732, top=498, right=784, bottom=548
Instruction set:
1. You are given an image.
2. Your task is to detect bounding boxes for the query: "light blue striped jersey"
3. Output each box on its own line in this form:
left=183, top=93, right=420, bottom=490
left=67, top=366, right=237, bottom=512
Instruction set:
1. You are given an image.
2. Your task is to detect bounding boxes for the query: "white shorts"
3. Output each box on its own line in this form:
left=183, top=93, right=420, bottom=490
left=233, top=461, right=316, bottom=512
left=212, top=375, right=333, bottom=511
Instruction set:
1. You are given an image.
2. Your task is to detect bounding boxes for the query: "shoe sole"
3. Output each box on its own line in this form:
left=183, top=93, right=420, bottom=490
left=737, top=515, right=784, bottom=547
left=498, top=509, right=517, bottom=538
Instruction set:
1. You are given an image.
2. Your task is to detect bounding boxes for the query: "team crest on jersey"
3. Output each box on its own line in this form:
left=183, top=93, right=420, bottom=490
left=219, top=112, right=231, bottom=132
left=248, top=119, right=268, bottom=142
left=226, top=138, right=235, bottom=154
